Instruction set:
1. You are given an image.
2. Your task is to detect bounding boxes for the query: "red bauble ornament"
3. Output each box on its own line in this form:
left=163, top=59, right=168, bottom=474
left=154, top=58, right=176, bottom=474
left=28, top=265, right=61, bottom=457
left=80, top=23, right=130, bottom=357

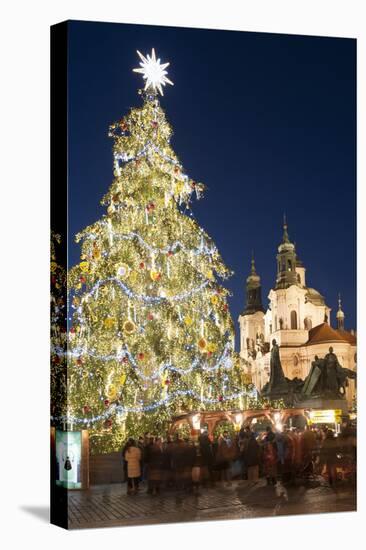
left=70, top=327, right=76, bottom=334
left=104, top=399, right=110, bottom=407
left=147, top=202, right=155, bottom=212
left=165, top=379, right=170, bottom=385
left=51, top=275, right=56, bottom=285
left=139, top=262, right=145, bottom=269
left=191, top=181, right=196, bottom=187
left=138, top=353, right=145, bottom=361
left=218, top=395, right=223, bottom=402
left=122, top=357, right=129, bottom=364
left=76, top=358, right=83, bottom=366
left=83, top=406, right=90, bottom=414
left=151, top=120, right=158, bottom=128
left=147, top=313, right=154, bottom=321
left=104, top=419, right=112, bottom=428
left=223, top=304, right=228, bottom=311
left=80, top=276, right=86, bottom=284
left=167, top=250, right=173, bottom=257
left=174, top=166, right=180, bottom=173
left=207, top=351, right=213, bottom=357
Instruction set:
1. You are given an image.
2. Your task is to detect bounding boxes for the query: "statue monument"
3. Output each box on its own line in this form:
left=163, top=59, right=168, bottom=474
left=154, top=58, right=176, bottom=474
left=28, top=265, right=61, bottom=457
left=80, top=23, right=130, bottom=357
left=260, top=343, right=356, bottom=409
left=261, top=339, right=299, bottom=401
left=301, top=346, right=356, bottom=400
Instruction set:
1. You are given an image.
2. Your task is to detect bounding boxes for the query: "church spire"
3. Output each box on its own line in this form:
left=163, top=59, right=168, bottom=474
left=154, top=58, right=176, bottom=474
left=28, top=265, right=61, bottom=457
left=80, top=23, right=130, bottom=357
left=251, top=249, right=256, bottom=275
left=336, top=293, right=345, bottom=330
left=282, top=213, right=290, bottom=244
left=243, top=253, right=265, bottom=315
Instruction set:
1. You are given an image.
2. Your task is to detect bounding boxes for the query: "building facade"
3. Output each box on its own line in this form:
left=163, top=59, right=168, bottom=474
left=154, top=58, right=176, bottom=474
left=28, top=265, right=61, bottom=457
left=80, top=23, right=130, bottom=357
left=238, top=219, right=356, bottom=409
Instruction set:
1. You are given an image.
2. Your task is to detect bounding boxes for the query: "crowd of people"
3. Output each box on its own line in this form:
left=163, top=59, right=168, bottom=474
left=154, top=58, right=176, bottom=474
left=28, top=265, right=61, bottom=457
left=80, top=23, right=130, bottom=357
left=122, top=423, right=356, bottom=496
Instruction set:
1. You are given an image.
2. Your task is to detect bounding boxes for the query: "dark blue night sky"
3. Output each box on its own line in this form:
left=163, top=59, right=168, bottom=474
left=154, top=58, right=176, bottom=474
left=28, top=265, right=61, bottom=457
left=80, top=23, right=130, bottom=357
left=67, top=20, right=356, bottom=345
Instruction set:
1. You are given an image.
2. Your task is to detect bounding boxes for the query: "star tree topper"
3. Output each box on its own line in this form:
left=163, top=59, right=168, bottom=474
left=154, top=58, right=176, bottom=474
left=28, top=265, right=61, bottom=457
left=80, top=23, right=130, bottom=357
left=133, top=48, right=174, bottom=96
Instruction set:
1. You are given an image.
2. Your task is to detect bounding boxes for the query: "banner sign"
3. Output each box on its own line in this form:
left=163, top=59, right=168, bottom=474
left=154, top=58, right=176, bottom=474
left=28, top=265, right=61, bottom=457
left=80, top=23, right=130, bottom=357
left=55, top=430, right=82, bottom=489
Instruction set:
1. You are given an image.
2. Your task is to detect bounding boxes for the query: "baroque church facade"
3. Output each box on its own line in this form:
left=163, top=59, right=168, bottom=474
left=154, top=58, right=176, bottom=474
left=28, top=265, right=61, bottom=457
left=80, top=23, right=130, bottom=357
left=238, top=218, right=357, bottom=409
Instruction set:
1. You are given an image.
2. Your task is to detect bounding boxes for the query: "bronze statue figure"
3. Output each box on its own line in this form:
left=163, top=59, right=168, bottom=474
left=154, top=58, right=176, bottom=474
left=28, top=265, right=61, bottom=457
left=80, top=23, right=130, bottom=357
left=269, top=339, right=286, bottom=388
left=301, top=347, right=356, bottom=399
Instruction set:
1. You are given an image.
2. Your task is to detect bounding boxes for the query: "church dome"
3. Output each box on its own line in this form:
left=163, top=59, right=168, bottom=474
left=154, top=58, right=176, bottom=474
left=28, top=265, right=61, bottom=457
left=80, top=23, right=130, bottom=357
left=336, top=294, right=345, bottom=319
left=305, top=287, right=325, bottom=306
left=246, top=272, right=260, bottom=284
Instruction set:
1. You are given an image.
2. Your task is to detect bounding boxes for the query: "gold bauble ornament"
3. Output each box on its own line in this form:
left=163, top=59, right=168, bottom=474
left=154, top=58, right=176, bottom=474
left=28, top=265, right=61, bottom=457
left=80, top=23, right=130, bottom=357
left=50, top=261, right=58, bottom=273
left=210, top=295, right=219, bottom=305
left=92, top=247, right=101, bottom=260
left=107, top=384, right=117, bottom=399
left=107, top=203, right=115, bottom=216
left=123, top=320, right=136, bottom=335
left=119, top=373, right=127, bottom=386
left=184, top=316, right=193, bottom=327
left=198, top=338, right=207, bottom=352
left=104, top=317, right=116, bottom=329
left=207, top=342, right=218, bottom=353
left=243, top=373, right=252, bottom=385
left=79, top=261, right=89, bottom=273
left=150, top=270, right=161, bottom=281
left=129, top=270, right=138, bottom=284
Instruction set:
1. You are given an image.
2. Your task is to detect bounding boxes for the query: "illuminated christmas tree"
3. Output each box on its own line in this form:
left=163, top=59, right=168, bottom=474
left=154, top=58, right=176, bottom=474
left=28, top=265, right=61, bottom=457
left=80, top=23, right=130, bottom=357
left=64, top=50, right=252, bottom=451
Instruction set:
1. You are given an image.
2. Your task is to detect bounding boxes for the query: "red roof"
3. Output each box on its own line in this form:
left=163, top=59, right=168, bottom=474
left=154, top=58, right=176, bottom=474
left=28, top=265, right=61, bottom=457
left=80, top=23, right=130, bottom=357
left=305, top=323, right=349, bottom=346
left=336, top=329, right=357, bottom=345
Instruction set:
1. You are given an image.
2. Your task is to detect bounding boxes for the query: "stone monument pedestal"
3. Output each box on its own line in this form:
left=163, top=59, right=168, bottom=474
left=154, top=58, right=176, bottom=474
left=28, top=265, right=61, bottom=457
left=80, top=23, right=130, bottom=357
left=297, top=397, right=348, bottom=414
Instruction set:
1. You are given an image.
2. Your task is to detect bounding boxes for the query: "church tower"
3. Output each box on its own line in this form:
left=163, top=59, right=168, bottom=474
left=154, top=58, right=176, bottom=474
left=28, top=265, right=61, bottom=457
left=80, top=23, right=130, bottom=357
left=275, top=215, right=299, bottom=289
left=244, top=254, right=265, bottom=315
left=239, top=255, right=266, bottom=361
left=336, top=294, right=345, bottom=330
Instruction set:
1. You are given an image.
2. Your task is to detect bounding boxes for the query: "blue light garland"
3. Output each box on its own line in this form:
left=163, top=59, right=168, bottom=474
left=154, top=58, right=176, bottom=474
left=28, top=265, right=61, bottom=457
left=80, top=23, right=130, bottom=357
left=78, top=276, right=209, bottom=306
left=51, top=386, right=258, bottom=425
left=82, top=226, right=217, bottom=258
left=52, top=341, right=233, bottom=381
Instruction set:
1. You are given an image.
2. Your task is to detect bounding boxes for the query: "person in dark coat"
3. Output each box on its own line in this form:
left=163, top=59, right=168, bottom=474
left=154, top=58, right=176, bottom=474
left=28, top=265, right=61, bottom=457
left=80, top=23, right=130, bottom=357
left=171, top=437, right=185, bottom=489
left=199, top=431, right=215, bottom=486
left=215, top=432, right=235, bottom=485
left=162, top=436, right=174, bottom=488
left=321, top=429, right=339, bottom=486
left=145, top=437, right=163, bottom=495
left=245, top=433, right=261, bottom=481
left=239, top=426, right=251, bottom=480
left=192, top=442, right=203, bottom=493
left=137, top=436, right=145, bottom=483
left=263, top=426, right=278, bottom=485
left=182, top=438, right=196, bottom=492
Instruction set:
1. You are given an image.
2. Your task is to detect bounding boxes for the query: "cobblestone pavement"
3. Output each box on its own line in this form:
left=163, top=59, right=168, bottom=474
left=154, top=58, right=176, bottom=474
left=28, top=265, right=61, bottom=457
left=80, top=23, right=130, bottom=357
left=68, top=478, right=356, bottom=529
